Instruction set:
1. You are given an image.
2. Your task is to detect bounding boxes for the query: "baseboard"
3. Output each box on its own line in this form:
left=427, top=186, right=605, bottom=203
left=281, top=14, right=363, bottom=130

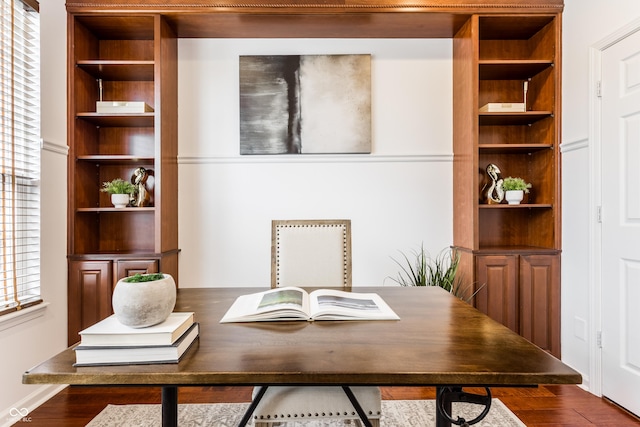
left=0, top=384, right=67, bottom=427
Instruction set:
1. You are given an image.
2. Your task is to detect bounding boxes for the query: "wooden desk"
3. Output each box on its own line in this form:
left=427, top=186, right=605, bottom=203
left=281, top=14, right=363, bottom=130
left=24, top=287, right=581, bottom=426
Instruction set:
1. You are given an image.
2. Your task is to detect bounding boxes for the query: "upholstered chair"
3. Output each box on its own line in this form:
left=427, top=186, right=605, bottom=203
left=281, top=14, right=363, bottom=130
left=252, top=219, right=381, bottom=427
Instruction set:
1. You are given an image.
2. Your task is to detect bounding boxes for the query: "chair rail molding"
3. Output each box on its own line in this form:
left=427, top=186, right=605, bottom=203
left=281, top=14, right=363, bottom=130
left=42, top=140, right=69, bottom=156
left=178, top=154, right=453, bottom=165
left=560, top=137, right=588, bottom=154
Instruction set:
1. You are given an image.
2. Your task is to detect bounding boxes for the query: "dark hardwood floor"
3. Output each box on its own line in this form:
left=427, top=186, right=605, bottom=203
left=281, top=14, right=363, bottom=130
left=13, top=385, right=640, bottom=426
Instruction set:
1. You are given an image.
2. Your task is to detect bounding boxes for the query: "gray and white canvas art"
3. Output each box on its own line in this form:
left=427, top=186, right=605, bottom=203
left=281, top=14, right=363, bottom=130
left=239, top=54, right=371, bottom=154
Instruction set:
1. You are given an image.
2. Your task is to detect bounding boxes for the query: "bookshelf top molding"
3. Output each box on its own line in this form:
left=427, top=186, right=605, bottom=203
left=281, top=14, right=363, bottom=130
left=66, top=0, right=563, bottom=38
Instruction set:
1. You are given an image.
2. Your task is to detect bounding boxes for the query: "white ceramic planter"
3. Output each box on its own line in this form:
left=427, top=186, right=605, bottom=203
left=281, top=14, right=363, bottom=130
left=505, top=190, right=524, bottom=205
left=112, top=273, right=176, bottom=328
left=111, top=193, right=130, bottom=208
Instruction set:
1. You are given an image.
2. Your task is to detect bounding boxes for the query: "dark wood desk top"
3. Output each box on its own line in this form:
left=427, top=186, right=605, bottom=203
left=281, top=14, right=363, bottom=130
left=23, top=287, right=581, bottom=387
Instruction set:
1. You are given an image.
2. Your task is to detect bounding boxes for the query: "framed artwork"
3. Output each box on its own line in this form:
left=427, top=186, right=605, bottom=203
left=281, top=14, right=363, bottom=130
left=239, top=54, right=371, bottom=155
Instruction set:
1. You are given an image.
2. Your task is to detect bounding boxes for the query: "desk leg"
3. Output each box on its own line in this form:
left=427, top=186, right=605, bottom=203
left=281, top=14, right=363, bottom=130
left=435, top=386, right=453, bottom=427
left=435, top=386, right=492, bottom=427
left=161, top=386, right=178, bottom=427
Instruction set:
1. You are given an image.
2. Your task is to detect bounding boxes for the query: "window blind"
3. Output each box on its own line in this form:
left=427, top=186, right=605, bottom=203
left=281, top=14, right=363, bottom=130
left=0, top=0, right=41, bottom=316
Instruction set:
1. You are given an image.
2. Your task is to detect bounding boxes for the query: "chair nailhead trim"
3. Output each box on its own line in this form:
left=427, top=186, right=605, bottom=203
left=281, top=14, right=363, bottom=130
left=255, top=408, right=382, bottom=420
left=275, top=222, right=350, bottom=286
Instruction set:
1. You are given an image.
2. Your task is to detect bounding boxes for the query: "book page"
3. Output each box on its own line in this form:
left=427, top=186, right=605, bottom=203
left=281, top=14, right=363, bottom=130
left=220, top=287, right=311, bottom=323
left=308, top=289, right=400, bottom=321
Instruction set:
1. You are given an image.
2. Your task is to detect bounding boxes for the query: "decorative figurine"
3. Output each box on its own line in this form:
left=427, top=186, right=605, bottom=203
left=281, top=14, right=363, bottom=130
left=132, top=167, right=151, bottom=207
left=483, top=163, right=504, bottom=204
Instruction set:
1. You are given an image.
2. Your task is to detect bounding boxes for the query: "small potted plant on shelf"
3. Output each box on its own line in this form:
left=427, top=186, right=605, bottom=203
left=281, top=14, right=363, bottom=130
left=112, top=273, right=176, bottom=328
left=101, top=178, right=137, bottom=208
left=501, top=176, right=532, bottom=205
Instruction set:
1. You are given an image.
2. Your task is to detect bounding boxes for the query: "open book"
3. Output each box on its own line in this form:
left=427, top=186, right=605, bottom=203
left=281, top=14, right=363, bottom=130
left=220, top=287, right=400, bottom=323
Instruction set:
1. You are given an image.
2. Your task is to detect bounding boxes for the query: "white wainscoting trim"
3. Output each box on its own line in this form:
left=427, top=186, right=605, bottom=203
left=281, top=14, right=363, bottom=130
left=178, top=153, right=453, bottom=165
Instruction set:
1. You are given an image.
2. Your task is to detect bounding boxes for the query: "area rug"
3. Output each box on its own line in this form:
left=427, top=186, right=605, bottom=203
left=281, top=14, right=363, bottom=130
left=87, top=399, right=526, bottom=426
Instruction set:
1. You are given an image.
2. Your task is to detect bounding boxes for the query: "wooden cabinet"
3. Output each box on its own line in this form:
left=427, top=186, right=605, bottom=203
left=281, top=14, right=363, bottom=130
left=519, top=254, right=560, bottom=356
left=475, top=253, right=560, bottom=356
left=67, top=14, right=178, bottom=345
left=453, top=14, right=562, bottom=357
left=67, top=258, right=160, bottom=344
left=475, top=255, right=519, bottom=332
left=67, top=261, right=112, bottom=345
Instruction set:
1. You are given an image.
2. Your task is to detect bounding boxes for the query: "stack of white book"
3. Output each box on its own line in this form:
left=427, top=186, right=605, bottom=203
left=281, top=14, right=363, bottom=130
left=74, top=312, right=199, bottom=366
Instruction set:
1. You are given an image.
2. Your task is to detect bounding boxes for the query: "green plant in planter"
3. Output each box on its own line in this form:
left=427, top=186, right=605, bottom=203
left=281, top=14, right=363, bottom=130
left=387, top=244, right=483, bottom=303
left=101, top=178, right=137, bottom=195
left=123, top=273, right=165, bottom=283
left=501, top=176, right=532, bottom=193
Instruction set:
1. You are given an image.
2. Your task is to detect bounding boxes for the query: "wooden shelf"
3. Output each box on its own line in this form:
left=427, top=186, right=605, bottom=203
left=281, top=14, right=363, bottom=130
left=76, top=112, right=154, bottom=127
left=479, top=60, right=553, bottom=80
left=76, top=207, right=155, bottom=213
left=476, top=245, right=561, bottom=254
left=479, top=111, right=552, bottom=126
left=76, top=155, right=155, bottom=164
left=77, top=60, right=154, bottom=81
left=479, top=143, right=553, bottom=153
left=479, top=203, right=553, bottom=209
left=69, top=249, right=180, bottom=260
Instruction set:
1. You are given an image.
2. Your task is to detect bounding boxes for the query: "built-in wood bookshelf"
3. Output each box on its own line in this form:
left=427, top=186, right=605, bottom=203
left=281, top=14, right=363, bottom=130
left=66, top=1, right=563, bottom=354
left=67, top=14, right=178, bottom=345
left=453, top=14, right=562, bottom=357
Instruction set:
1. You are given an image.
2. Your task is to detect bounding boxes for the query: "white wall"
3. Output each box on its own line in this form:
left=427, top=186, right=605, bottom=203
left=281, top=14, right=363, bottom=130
left=0, top=0, right=69, bottom=424
left=561, top=0, right=640, bottom=392
left=177, top=38, right=454, bottom=288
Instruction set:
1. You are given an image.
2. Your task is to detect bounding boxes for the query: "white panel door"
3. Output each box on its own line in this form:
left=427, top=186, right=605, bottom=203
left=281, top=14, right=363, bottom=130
left=601, top=28, right=640, bottom=417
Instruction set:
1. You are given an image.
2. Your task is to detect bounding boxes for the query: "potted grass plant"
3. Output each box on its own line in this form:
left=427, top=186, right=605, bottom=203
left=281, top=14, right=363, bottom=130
left=501, top=177, right=532, bottom=205
left=387, top=244, right=482, bottom=303
left=101, top=178, right=137, bottom=208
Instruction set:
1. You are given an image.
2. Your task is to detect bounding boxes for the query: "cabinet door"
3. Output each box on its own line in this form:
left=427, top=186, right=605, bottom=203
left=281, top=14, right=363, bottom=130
left=115, top=259, right=158, bottom=282
left=475, top=255, right=518, bottom=333
left=519, top=254, right=560, bottom=357
left=68, top=260, right=113, bottom=346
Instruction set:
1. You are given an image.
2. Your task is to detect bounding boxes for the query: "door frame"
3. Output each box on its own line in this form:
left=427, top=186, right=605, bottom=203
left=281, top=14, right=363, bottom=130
left=588, top=16, right=640, bottom=398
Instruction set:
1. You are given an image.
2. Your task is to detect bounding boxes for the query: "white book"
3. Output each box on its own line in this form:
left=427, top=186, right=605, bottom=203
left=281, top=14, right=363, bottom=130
left=96, top=101, right=154, bottom=114
left=79, top=312, right=194, bottom=347
left=74, top=322, right=199, bottom=366
left=479, top=102, right=525, bottom=113
left=220, top=286, right=400, bottom=323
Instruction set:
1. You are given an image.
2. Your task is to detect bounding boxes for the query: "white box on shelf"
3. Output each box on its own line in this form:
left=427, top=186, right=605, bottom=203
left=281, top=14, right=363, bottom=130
left=479, top=103, right=525, bottom=113
left=96, top=101, right=154, bottom=114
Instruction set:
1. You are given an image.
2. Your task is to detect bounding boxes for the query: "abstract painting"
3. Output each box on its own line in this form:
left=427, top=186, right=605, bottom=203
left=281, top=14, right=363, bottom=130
left=239, top=54, right=371, bottom=154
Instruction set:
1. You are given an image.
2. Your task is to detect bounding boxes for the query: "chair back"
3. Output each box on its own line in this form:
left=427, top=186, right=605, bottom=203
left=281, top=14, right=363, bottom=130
left=271, top=219, right=351, bottom=288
